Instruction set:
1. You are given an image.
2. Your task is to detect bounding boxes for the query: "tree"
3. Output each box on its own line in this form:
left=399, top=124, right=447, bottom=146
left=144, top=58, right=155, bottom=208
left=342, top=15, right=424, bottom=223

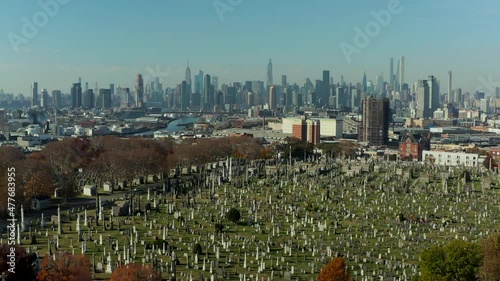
left=41, top=138, right=95, bottom=202
left=193, top=243, right=203, bottom=255
left=226, top=208, right=241, bottom=224
left=258, top=146, right=274, bottom=159
left=420, top=245, right=447, bottom=281
left=420, top=239, right=482, bottom=281
left=214, top=223, right=224, bottom=233
left=0, top=146, right=24, bottom=170
left=317, top=141, right=360, bottom=159
left=478, top=233, right=500, bottom=281
left=37, top=252, right=92, bottom=281
left=317, top=257, right=351, bottom=281
left=0, top=244, right=37, bottom=281
left=281, top=137, right=314, bottom=160
left=483, top=155, right=497, bottom=170
left=110, top=263, right=161, bottom=281
left=21, top=155, right=54, bottom=193
left=229, top=136, right=263, bottom=159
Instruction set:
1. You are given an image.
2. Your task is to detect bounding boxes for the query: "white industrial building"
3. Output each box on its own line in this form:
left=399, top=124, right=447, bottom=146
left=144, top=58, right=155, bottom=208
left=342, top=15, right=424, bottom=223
left=422, top=151, right=480, bottom=167
left=282, top=117, right=343, bottom=138
left=282, top=118, right=303, bottom=134
left=317, top=117, right=343, bottom=138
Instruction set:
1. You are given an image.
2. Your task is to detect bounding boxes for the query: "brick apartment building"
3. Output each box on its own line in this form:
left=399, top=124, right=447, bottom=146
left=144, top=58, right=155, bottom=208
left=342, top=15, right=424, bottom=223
left=399, top=133, right=431, bottom=161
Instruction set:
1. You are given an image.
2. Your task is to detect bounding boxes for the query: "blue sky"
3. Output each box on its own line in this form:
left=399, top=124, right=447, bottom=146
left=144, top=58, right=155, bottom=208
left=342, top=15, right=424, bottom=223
left=1, top=0, right=500, bottom=94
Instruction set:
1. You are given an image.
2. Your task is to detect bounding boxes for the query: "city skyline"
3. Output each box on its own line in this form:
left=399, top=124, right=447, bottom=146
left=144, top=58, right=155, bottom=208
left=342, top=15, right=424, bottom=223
left=2, top=0, right=500, bottom=94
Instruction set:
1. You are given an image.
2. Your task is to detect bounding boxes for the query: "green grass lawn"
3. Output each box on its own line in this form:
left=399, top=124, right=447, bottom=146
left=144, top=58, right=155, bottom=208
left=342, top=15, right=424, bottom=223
left=5, top=163, right=500, bottom=280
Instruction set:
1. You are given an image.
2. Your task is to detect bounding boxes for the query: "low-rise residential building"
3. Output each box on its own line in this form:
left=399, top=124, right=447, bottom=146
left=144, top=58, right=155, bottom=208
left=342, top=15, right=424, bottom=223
left=488, top=147, right=500, bottom=160
left=399, top=133, right=430, bottom=161
left=422, top=151, right=480, bottom=167
left=405, top=118, right=433, bottom=129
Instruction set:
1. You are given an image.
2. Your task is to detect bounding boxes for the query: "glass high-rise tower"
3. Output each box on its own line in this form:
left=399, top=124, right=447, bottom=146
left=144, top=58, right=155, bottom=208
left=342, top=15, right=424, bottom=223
left=267, top=59, right=273, bottom=88
left=135, top=74, right=144, bottom=108
left=31, top=82, right=38, bottom=107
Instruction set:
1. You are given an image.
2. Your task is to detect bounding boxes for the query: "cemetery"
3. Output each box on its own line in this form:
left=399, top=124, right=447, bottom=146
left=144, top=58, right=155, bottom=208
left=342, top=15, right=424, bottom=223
left=2, top=157, right=499, bottom=280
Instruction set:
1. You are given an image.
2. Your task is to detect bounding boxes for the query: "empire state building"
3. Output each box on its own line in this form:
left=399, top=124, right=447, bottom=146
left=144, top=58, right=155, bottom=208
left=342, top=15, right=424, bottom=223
left=185, top=60, right=192, bottom=92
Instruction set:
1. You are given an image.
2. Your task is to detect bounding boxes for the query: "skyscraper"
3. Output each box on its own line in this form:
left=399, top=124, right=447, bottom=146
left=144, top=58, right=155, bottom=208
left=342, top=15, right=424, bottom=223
left=448, top=71, right=452, bottom=103
left=119, top=87, right=131, bottom=108
left=281, top=75, right=287, bottom=88
left=376, top=74, right=384, bottom=94
left=180, top=81, right=190, bottom=111
left=31, top=82, right=38, bottom=107
left=337, top=84, right=350, bottom=109
left=228, top=86, right=237, bottom=105
left=185, top=60, right=192, bottom=91
left=71, top=83, right=82, bottom=108
left=389, top=58, right=394, bottom=90
left=100, top=89, right=112, bottom=109
left=292, top=91, right=302, bottom=107
left=195, top=70, right=204, bottom=95
left=135, top=74, right=144, bottom=108
left=267, top=59, right=273, bottom=88
left=480, top=98, right=489, bottom=113
left=154, top=77, right=161, bottom=92
left=247, top=92, right=254, bottom=107
left=454, top=88, right=462, bottom=107
left=351, top=84, right=360, bottom=108
left=269, top=85, right=277, bottom=110
left=83, top=89, right=95, bottom=109
left=41, top=89, right=49, bottom=108
left=359, top=96, right=391, bottom=146
left=52, top=90, right=62, bottom=109
left=416, top=80, right=429, bottom=118
left=321, top=70, right=330, bottom=106
left=212, top=76, right=219, bottom=92
left=395, top=59, right=400, bottom=90
left=429, top=75, right=440, bottom=112
left=203, top=74, right=212, bottom=110
left=251, top=81, right=265, bottom=105
left=399, top=56, right=405, bottom=92
left=362, top=72, right=367, bottom=92
left=416, top=75, right=440, bottom=118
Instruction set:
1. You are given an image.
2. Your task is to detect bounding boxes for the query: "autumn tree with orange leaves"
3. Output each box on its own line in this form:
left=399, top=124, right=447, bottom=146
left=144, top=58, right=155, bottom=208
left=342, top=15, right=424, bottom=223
left=171, top=136, right=265, bottom=167
left=41, top=138, right=95, bottom=201
left=37, top=252, right=92, bottom=281
left=0, top=146, right=24, bottom=169
left=16, top=154, right=55, bottom=207
left=317, top=257, right=351, bottom=281
left=110, top=263, right=161, bottom=281
left=0, top=146, right=25, bottom=215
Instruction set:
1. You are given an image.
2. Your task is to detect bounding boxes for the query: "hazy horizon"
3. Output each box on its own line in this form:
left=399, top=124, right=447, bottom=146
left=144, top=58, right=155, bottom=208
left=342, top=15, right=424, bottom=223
left=1, top=0, right=500, bottom=95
